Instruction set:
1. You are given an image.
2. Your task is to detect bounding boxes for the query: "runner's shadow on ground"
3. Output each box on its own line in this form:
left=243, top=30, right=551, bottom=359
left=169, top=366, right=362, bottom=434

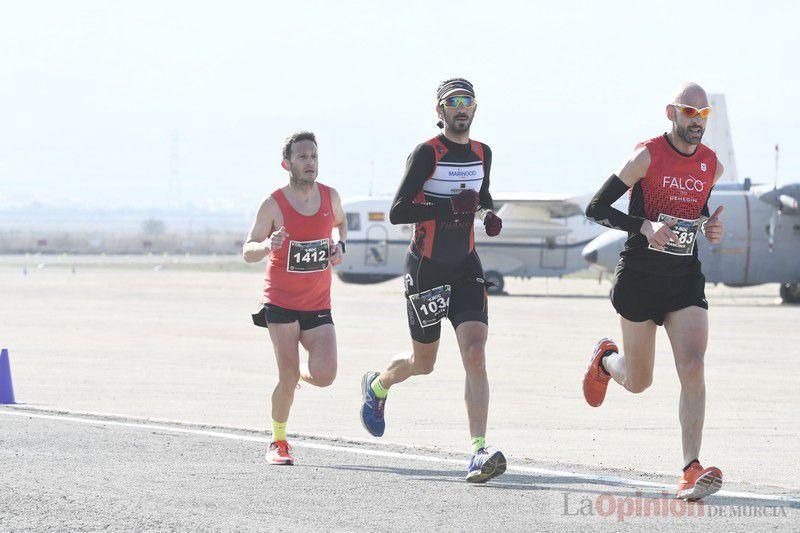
left=305, top=464, right=800, bottom=509
left=307, top=464, right=627, bottom=494
left=494, top=293, right=609, bottom=300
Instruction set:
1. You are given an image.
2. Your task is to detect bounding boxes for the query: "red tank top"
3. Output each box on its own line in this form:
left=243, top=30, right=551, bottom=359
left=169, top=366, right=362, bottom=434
left=620, top=134, right=718, bottom=276
left=263, top=183, right=335, bottom=311
left=635, top=134, right=717, bottom=221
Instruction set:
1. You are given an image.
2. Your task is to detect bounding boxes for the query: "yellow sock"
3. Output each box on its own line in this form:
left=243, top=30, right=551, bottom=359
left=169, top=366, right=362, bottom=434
left=371, top=377, right=389, bottom=399
left=472, top=436, right=486, bottom=453
left=272, top=419, right=287, bottom=442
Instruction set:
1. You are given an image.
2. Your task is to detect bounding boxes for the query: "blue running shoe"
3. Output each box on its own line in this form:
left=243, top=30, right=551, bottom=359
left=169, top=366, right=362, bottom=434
left=360, top=371, right=386, bottom=437
left=466, top=448, right=507, bottom=483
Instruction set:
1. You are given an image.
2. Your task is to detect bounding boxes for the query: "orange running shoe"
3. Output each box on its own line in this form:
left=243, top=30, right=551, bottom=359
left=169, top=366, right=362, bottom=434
left=266, top=440, right=294, bottom=465
left=582, top=338, right=617, bottom=407
left=676, top=462, right=723, bottom=500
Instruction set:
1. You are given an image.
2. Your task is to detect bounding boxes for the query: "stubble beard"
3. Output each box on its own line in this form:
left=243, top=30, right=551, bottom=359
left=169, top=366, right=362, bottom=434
left=676, top=122, right=704, bottom=145
left=447, top=116, right=472, bottom=135
left=289, top=171, right=316, bottom=191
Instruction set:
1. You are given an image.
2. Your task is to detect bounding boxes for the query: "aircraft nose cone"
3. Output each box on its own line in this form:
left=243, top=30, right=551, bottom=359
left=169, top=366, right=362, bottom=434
left=582, top=230, right=627, bottom=273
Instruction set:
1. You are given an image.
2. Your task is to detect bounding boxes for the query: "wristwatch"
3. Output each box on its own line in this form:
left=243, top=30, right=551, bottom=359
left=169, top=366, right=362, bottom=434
left=337, top=241, right=347, bottom=254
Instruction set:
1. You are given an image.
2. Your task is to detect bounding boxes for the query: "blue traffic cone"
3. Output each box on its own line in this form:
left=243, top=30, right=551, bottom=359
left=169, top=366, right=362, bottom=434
left=0, top=348, right=16, bottom=404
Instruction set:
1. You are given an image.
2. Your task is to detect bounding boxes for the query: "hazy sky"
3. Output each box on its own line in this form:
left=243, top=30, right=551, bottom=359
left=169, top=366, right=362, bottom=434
left=2, top=0, right=798, bottom=212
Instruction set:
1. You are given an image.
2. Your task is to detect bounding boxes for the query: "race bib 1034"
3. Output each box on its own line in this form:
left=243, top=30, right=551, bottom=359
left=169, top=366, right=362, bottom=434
left=408, top=284, right=451, bottom=328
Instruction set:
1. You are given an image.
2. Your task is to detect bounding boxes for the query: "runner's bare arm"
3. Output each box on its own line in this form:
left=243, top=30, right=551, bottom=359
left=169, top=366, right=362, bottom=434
left=713, top=159, right=725, bottom=186
left=701, top=159, right=726, bottom=243
left=329, top=187, right=347, bottom=265
left=330, top=187, right=347, bottom=244
left=700, top=159, right=725, bottom=218
left=242, top=197, right=283, bottom=263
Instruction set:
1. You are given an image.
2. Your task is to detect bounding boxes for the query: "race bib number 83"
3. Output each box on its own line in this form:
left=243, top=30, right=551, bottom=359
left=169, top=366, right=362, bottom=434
left=648, top=214, right=703, bottom=256
left=287, top=239, right=330, bottom=272
left=408, top=284, right=451, bottom=328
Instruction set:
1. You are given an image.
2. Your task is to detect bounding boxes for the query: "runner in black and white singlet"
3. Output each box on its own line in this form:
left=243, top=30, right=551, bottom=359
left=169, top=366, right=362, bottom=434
left=393, top=132, right=493, bottom=263
left=359, top=78, right=507, bottom=484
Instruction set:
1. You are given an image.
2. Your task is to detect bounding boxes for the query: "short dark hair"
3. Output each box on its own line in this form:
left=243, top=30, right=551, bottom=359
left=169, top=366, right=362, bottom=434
left=282, top=131, right=317, bottom=160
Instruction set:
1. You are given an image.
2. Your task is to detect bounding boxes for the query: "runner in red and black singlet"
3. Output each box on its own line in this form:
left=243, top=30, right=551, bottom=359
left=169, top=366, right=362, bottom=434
left=359, top=78, right=508, bottom=484
left=582, top=83, right=727, bottom=500
left=620, top=133, right=718, bottom=277
left=394, top=133, right=493, bottom=263
left=243, top=131, right=348, bottom=466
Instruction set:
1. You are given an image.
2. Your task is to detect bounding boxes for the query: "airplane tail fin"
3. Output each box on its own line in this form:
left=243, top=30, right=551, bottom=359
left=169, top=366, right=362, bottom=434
left=705, top=94, right=739, bottom=183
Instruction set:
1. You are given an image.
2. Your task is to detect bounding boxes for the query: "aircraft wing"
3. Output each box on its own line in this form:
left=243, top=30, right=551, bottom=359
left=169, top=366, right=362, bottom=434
left=492, top=193, right=586, bottom=219
left=482, top=193, right=587, bottom=239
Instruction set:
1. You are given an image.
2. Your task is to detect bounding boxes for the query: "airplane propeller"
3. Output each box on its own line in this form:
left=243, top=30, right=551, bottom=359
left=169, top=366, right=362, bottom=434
left=768, top=208, right=778, bottom=252
left=768, top=192, right=799, bottom=249
left=757, top=185, right=799, bottom=252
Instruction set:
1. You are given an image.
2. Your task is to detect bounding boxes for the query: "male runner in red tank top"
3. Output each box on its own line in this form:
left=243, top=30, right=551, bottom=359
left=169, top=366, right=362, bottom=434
left=243, top=131, right=347, bottom=465
left=583, top=83, right=726, bottom=500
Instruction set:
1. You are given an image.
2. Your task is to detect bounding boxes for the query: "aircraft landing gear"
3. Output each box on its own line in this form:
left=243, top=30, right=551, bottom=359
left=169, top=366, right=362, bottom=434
left=779, top=282, right=800, bottom=304
left=484, top=270, right=505, bottom=295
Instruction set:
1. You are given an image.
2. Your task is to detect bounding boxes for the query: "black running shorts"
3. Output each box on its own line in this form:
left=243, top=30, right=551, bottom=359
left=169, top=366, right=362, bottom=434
left=404, top=250, right=489, bottom=344
left=252, top=304, right=333, bottom=331
left=611, top=265, right=708, bottom=326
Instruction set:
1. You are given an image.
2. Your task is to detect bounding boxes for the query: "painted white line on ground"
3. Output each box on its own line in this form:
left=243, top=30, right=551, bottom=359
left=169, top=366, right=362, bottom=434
left=2, top=409, right=798, bottom=506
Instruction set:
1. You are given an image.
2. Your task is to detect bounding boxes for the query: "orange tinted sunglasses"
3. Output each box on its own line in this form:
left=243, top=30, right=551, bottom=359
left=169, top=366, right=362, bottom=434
left=673, top=104, right=712, bottom=119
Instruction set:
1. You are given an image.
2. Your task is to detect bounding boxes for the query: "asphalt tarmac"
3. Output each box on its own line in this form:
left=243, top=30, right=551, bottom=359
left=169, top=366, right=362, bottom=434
left=2, top=409, right=797, bottom=532
left=1, top=259, right=798, bottom=530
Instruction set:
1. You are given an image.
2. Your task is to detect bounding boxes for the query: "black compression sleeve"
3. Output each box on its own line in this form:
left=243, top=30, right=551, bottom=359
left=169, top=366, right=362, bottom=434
left=478, top=144, right=494, bottom=211
left=585, top=174, right=645, bottom=233
left=389, top=144, right=451, bottom=224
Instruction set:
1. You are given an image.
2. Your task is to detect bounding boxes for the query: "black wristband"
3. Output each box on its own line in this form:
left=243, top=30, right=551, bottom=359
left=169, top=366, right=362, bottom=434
left=337, top=241, right=346, bottom=254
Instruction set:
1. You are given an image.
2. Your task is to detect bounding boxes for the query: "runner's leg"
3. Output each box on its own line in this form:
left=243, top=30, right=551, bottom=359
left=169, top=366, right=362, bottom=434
left=455, top=321, right=489, bottom=440
left=299, top=323, right=337, bottom=387
left=603, top=316, right=657, bottom=393
left=377, top=340, right=439, bottom=388
left=663, top=305, right=708, bottom=465
left=267, top=322, right=302, bottom=424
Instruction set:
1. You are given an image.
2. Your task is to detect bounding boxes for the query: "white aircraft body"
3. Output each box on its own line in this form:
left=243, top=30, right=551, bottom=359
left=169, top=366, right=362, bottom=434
left=338, top=193, right=607, bottom=293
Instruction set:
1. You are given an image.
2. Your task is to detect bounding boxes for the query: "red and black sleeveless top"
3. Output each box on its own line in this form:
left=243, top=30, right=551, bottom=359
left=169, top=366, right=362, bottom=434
left=621, top=134, right=717, bottom=276
left=412, top=136, right=487, bottom=263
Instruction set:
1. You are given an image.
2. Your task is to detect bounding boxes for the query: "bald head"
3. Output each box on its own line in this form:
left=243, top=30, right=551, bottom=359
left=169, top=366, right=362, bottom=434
left=665, top=82, right=710, bottom=147
left=671, top=82, right=709, bottom=108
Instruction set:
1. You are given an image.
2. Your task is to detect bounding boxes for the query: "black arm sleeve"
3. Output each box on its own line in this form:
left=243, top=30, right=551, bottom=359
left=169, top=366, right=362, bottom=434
left=584, top=174, right=645, bottom=233
left=389, top=143, right=452, bottom=225
left=478, top=143, right=494, bottom=211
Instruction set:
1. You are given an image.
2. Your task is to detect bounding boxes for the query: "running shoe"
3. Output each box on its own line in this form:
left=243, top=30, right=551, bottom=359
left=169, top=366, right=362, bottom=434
left=582, top=338, right=618, bottom=407
left=466, top=448, right=507, bottom=483
left=676, top=462, right=723, bottom=500
left=360, top=371, right=386, bottom=437
left=266, top=440, right=294, bottom=465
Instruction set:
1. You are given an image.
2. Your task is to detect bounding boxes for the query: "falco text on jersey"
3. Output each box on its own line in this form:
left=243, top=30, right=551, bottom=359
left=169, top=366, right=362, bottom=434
left=662, top=176, right=705, bottom=192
